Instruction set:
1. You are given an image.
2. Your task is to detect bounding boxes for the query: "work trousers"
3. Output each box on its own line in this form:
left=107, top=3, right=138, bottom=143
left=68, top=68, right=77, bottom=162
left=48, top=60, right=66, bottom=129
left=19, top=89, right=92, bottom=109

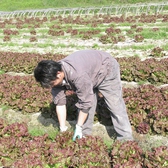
left=82, top=59, right=133, bottom=140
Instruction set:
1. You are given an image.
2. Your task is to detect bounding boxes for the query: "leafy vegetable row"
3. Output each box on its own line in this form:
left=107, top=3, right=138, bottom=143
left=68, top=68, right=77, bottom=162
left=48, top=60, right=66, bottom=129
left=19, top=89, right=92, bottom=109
left=116, top=56, right=168, bottom=84
left=0, top=51, right=168, bottom=84
left=0, top=51, right=66, bottom=74
left=0, top=74, right=167, bottom=136
left=0, top=119, right=167, bottom=168
left=1, top=13, right=168, bottom=29
left=1, top=12, right=168, bottom=47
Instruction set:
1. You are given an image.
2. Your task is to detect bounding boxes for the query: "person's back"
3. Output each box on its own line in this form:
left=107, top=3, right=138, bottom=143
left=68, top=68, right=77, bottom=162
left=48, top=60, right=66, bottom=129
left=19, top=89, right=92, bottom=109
left=59, top=49, right=115, bottom=88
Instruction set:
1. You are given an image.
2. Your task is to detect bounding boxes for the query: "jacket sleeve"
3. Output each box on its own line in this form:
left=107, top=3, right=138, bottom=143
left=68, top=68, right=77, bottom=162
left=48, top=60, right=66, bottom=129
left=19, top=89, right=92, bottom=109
left=51, top=87, right=66, bottom=106
left=74, top=73, right=94, bottom=113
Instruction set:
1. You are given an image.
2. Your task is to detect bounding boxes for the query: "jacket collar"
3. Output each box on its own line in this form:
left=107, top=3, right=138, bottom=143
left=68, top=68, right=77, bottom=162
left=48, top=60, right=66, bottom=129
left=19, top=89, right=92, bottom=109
left=59, top=61, right=72, bottom=90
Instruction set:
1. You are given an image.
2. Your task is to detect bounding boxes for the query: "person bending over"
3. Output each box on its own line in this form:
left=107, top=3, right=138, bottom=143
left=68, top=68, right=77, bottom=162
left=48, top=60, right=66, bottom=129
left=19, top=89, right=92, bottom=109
left=34, top=49, right=133, bottom=141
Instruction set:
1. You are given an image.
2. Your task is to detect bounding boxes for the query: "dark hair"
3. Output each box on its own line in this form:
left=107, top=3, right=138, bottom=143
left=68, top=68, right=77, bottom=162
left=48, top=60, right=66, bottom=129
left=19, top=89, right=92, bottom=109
left=34, top=60, right=62, bottom=88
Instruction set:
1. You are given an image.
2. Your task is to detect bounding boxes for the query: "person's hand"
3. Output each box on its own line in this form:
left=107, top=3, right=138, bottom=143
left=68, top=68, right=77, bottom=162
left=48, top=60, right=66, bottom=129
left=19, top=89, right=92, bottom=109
left=73, top=124, right=82, bottom=141
left=60, top=126, right=68, bottom=132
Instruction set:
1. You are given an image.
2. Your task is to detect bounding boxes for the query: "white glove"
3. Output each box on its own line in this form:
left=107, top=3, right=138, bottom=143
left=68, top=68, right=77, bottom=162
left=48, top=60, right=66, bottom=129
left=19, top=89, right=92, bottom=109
left=60, top=126, right=68, bottom=132
left=73, top=124, right=82, bottom=141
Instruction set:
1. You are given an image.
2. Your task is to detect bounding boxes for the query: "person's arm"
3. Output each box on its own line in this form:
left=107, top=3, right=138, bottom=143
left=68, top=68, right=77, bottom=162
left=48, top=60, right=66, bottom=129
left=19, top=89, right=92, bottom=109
left=72, top=74, right=94, bottom=140
left=72, top=110, right=88, bottom=141
left=56, top=105, right=67, bottom=131
left=51, top=87, right=67, bottom=131
left=77, top=110, right=88, bottom=126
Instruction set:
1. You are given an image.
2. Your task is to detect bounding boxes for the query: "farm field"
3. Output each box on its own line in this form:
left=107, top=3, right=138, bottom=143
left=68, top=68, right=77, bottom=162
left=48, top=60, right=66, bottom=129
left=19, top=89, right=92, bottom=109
left=0, top=10, right=168, bottom=57
left=0, top=2, right=168, bottom=168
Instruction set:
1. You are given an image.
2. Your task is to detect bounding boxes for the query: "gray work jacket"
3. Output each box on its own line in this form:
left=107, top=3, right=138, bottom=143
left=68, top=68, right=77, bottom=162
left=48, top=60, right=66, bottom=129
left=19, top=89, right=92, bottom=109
left=51, top=49, right=116, bottom=113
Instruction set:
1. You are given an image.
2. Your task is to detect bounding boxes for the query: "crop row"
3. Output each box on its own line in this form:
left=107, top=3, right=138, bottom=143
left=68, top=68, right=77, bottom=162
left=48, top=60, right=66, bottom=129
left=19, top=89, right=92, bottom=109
left=116, top=56, right=168, bottom=84
left=1, top=13, right=168, bottom=47
left=1, top=13, right=168, bottom=29
left=0, top=51, right=167, bottom=84
left=0, top=119, right=167, bottom=168
left=2, top=23, right=167, bottom=44
left=0, top=74, right=167, bottom=136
